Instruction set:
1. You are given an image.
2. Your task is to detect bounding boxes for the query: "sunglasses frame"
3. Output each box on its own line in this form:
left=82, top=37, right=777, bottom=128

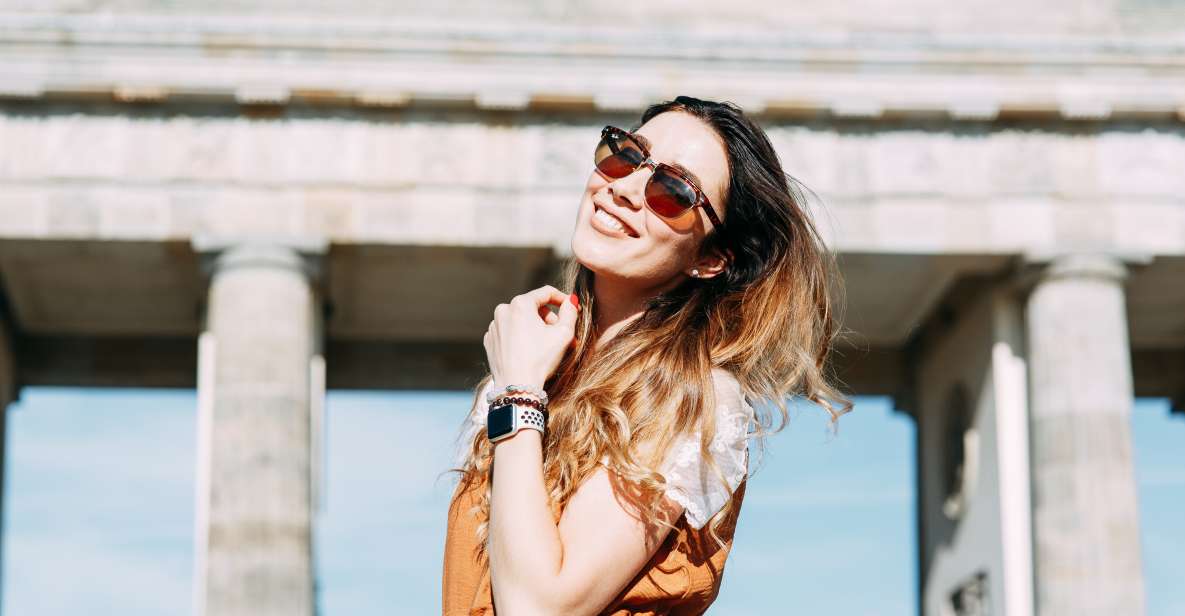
left=596, top=125, right=724, bottom=229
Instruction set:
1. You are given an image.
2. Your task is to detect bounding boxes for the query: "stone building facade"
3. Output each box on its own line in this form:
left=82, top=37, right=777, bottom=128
left=1, top=2, right=1183, bottom=614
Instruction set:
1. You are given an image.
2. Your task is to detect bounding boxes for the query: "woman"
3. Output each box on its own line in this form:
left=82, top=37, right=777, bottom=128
left=442, top=95, right=851, bottom=615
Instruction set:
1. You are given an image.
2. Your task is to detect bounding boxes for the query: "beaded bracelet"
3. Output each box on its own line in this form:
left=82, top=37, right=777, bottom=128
left=486, top=383, right=549, bottom=405
left=489, top=394, right=549, bottom=417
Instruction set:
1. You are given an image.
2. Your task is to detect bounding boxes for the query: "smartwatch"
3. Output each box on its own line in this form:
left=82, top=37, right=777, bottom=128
left=487, top=401, right=548, bottom=443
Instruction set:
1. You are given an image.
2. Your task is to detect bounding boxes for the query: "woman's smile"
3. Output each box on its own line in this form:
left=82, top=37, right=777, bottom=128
left=590, top=204, right=639, bottom=238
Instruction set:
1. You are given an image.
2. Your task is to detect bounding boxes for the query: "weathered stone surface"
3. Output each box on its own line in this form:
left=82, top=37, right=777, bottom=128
left=2, top=8, right=1182, bottom=119
left=1025, top=254, right=1147, bottom=616
left=198, top=243, right=322, bottom=616
left=1, top=114, right=1183, bottom=257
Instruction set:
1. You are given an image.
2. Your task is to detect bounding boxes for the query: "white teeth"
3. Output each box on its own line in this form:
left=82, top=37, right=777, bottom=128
left=594, top=207, right=629, bottom=234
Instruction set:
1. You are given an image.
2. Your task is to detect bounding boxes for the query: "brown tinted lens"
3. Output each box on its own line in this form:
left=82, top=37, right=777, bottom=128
left=646, top=169, right=698, bottom=218
left=594, top=132, right=645, bottom=178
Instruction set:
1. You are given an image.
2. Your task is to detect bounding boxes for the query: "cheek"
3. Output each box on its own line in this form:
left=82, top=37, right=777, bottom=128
left=639, top=221, right=699, bottom=265
left=585, top=170, right=608, bottom=193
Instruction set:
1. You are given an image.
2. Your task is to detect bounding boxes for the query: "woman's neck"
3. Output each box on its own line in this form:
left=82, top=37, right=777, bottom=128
left=591, top=273, right=679, bottom=350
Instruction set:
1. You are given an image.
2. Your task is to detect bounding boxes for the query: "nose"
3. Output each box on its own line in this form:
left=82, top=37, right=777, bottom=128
left=607, top=159, right=655, bottom=211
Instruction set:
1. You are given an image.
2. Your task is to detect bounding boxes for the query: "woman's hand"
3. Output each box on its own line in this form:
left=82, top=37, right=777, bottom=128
left=484, top=285, right=580, bottom=390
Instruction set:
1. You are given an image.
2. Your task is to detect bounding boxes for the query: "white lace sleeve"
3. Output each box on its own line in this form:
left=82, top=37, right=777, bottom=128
left=658, top=369, right=755, bottom=530
left=453, top=380, right=496, bottom=468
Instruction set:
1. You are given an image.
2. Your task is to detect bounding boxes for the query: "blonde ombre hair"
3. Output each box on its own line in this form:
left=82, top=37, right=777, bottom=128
left=446, top=95, right=852, bottom=572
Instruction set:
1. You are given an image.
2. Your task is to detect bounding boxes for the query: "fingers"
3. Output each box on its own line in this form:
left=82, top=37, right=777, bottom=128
left=555, top=289, right=579, bottom=328
left=512, top=285, right=570, bottom=310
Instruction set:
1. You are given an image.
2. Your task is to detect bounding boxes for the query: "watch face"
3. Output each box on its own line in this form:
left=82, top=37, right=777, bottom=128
left=487, top=403, right=516, bottom=439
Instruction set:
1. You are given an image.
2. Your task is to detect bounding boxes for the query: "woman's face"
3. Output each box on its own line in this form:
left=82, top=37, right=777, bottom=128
left=571, top=111, right=730, bottom=289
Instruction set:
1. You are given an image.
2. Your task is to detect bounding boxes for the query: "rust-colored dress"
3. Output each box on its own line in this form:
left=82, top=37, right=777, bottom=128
left=442, top=369, right=754, bottom=615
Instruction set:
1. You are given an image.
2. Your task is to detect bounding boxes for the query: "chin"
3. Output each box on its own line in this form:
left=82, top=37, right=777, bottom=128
left=570, top=230, right=605, bottom=271
left=571, top=228, right=625, bottom=277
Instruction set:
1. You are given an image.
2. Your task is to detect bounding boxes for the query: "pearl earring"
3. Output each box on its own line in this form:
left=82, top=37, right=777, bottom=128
left=691, top=268, right=700, bottom=277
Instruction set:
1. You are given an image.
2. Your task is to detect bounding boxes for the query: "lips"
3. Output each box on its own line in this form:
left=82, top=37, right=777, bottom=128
left=592, top=203, right=639, bottom=237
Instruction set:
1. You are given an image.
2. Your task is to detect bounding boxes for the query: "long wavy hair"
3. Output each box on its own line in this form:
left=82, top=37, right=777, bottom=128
left=444, top=95, right=852, bottom=572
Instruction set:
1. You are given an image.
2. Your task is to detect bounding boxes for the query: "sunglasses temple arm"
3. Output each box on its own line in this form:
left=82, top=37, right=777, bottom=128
left=703, top=203, right=723, bottom=228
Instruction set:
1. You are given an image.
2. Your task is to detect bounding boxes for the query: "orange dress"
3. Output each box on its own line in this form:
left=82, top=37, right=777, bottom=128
left=442, top=471, right=747, bottom=615
left=442, top=369, right=753, bottom=615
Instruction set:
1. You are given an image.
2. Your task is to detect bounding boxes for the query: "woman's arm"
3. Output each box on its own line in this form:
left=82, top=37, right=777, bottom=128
left=489, top=418, right=683, bottom=615
left=483, top=286, right=682, bottom=613
left=487, top=413, right=560, bottom=614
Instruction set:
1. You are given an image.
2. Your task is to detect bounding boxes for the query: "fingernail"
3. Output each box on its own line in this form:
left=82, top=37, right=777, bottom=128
left=569, top=293, right=580, bottom=308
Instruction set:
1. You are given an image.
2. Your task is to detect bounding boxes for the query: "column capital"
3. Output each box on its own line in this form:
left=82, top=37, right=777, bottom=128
left=192, top=235, right=328, bottom=283
left=1028, top=252, right=1128, bottom=284
left=1011, top=252, right=1147, bottom=298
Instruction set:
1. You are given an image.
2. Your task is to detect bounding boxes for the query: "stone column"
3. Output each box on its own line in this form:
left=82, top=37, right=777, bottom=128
left=194, top=240, right=325, bottom=616
left=0, top=310, right=17, bottom=613
left=1025, top=253, right=1146, bottom=616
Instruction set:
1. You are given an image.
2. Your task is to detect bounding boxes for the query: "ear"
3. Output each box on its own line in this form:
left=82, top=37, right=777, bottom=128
left=687, top=247, right=733, bottom=279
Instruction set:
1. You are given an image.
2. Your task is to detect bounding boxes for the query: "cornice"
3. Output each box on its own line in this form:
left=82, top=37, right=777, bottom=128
left=1, top=14, right=1184, bottom=120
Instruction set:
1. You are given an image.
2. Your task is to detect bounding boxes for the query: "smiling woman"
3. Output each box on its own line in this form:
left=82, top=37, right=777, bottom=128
left=442, top=95, right=852, bottom=615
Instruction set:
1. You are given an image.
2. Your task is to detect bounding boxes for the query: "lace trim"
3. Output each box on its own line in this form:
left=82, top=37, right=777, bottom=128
left=658, top=400, right=753, bottom=529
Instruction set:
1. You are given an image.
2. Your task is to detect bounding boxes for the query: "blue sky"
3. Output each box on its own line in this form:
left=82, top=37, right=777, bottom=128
left=1, top=389, right=1181, bottom=615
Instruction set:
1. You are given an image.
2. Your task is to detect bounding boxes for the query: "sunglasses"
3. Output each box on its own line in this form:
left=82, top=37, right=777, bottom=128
left=593, top=125, right=723, bottom=229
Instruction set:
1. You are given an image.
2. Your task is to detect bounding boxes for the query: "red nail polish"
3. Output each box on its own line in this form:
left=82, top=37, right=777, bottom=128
left=569, top=293, right=580, bottom=308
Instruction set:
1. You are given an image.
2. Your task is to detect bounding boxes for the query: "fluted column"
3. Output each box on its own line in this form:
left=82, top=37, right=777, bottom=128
left=1025, top=253, right=1146, bottom=616
left=194, top=240, right=325, bottom=616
